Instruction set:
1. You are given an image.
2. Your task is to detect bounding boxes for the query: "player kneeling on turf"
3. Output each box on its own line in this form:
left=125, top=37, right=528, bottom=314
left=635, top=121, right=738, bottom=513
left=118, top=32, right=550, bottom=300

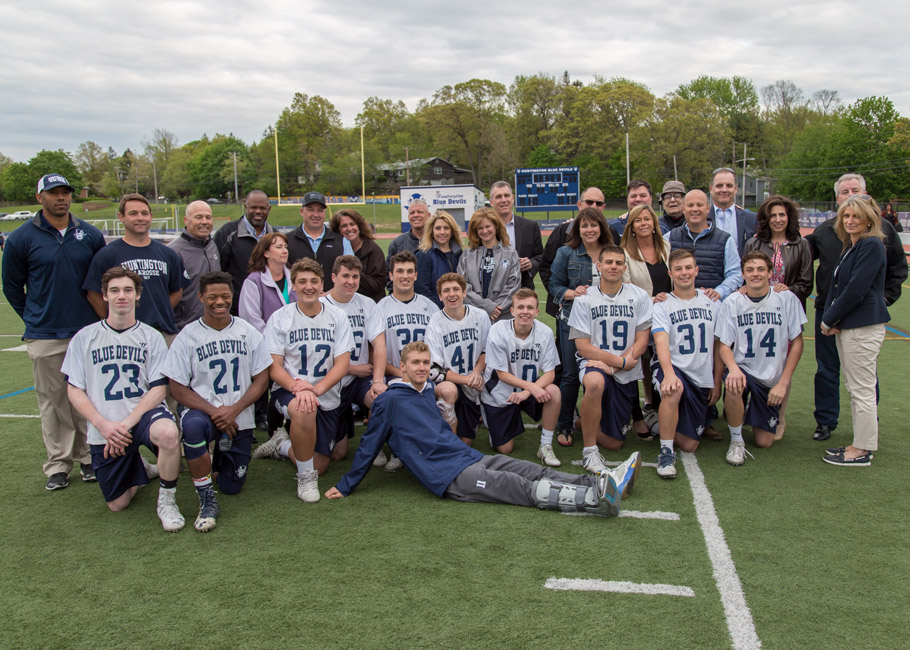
left=325, top=341, right=641, bottom=516
left=570, top=246, right=653, bottom=474
left=264, top=258, right=354, bottom=502
left=425, top=273, right=489, bottom=444
left=62, top=267, right=184, bottom=532
left=717, top=251, right=806, bottom=466
left=162, top=272, right=272, bottom=532
left=651, top=250, right=723, bottom=479
left=480, top=288, right=563, bottom=466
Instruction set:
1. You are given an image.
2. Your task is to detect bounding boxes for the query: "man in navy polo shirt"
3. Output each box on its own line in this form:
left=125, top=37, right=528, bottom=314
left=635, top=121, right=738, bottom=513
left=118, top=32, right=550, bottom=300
left=2, top=173, right=106, bottom=491
left=83, top=193, right=190, bottom=343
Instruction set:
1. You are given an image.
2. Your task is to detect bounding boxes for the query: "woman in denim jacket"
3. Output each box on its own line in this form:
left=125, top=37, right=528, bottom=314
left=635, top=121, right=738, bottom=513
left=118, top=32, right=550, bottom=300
left=548, top=208, right=614, bottom=447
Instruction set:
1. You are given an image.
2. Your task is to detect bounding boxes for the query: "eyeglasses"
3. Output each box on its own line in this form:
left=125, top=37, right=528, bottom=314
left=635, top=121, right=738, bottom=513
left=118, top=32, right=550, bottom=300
left=583, top=200, right=605, bottom=207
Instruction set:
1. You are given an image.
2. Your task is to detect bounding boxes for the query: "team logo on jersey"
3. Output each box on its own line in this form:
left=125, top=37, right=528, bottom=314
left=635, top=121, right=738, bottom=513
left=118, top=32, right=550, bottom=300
left=74, top=229, right=85, bottom=241
left=236, top=465, right=247, bottom=478
left=475, top=480, right=487, bottom=489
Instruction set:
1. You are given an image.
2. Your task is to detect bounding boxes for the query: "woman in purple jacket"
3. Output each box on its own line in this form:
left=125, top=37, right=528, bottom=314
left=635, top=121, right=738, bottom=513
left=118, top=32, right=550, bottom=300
left=239, top=232, right=295, bottom=333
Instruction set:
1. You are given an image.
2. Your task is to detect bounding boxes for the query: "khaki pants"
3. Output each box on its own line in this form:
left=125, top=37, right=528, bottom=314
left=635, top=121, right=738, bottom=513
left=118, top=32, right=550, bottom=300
left=26, top=338, right=89, bottom=476
left=835, top=324, right=885, bottom=452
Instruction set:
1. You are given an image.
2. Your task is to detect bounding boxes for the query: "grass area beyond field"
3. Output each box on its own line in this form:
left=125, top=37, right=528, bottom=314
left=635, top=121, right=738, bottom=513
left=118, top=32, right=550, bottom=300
left=0, top=242, right=907, bottom=649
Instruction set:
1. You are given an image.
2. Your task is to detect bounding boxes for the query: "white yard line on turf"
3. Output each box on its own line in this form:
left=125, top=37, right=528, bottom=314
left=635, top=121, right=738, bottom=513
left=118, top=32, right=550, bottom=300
left=0, top=414, right=40, bottom=418
left=562, top=509, right=680, bottom=520
left=545, top=578, right=694, bottom=597
left=571, top=459, right=659, bottom=468
left=680, top=451, right=762, bottom=650
left=0, top=334, right=24, bottom=337
left=1, top=344, right=27, bottom=351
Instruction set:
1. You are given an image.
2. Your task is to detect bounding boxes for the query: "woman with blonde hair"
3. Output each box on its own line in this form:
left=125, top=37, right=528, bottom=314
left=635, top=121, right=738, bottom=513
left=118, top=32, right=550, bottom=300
left=416, top=210, right=463, bottom=308
left=330, top=208, right=387, bottom=302
left=821, top=195, right=890, bottom=466
left=457, top=208, right=520, bottom=322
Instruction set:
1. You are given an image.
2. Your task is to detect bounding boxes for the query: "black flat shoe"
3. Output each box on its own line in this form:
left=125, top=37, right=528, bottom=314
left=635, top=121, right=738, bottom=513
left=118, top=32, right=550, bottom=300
left=812, top=424, right=832, bottom=441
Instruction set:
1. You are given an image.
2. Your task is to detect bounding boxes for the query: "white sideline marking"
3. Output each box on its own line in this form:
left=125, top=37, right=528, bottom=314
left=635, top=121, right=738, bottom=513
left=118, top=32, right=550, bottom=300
left=0, top=334, right=23, bottom=337
left=571, top=459, right=658, bottom=468
left=562, top=509, right=679, bottom=520
left=0, top=414, right=40, bottom=418
left=1, top=344, right=27, bottom=352
left=545, top=578, right=694, bottom=598
left=680, top=451, right=762, bottom=649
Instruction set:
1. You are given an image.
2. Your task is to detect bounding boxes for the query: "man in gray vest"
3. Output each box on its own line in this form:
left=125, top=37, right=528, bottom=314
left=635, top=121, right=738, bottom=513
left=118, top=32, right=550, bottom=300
left=286, top=191, right=353, bottom=292
left=169, top=200, right=220, bottom=329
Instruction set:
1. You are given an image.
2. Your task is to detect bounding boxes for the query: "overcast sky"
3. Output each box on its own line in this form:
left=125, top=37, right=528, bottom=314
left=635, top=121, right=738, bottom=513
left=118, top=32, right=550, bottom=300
left=2, top=0, right=908, bottom=163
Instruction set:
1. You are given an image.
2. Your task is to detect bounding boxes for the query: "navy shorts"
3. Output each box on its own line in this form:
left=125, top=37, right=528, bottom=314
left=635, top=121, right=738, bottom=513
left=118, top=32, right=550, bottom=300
left=338, top=377, right=372, bottom=440
left=90, top=406, right=175, bottom=503
left=582, top=367, right=637, bottom=441
left=481, top=397, right=543, bottom=448
left=651, top=364, right=710, bottom=441
left=736, top=372, right=781, bottom=434
left=271, top=388, right=344, bottom=456
left=453, top=385, right=482, bottom=440
left=178, top=408, right=252, bottom=495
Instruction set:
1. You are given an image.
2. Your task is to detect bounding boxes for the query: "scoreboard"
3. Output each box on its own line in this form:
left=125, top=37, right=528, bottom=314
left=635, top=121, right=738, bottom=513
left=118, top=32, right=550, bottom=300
left=514, top=167, right=580, bottom=211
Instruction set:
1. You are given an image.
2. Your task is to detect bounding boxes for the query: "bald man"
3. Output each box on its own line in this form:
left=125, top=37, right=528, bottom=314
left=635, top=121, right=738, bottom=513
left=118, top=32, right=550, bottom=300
left=169, top=200, right=220, bottom=330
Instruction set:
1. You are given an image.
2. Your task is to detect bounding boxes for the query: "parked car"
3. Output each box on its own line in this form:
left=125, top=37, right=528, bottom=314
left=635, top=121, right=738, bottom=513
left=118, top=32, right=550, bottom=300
left=0, top=213, right=8, bottom=220
left=8, top=211, right=33, bottom=220
left=206, top=198, right=222, bottom=204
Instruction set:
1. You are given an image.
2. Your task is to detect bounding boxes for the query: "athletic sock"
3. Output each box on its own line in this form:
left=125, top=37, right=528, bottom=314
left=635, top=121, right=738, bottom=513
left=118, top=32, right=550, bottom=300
left=583, top=445, right=598, bottom=457
left=193, top=474, right=213, bottom=491
left=295, top=458, right=315, bottom=474
left=729, top=425, right=744, bottom=443
left=661, top=440, right=674, bottom=453
left=540, top=429, right=554, bottom=446
left=160, top=478, right=177, bottom=490
left=277, top=440, right=292, bottom=457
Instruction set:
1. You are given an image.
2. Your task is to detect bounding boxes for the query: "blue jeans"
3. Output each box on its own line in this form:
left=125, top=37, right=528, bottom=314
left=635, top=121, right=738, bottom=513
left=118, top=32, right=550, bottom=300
left=814, top=307, right=840, bottom=429
left=557, top=318, right=580, bottom=431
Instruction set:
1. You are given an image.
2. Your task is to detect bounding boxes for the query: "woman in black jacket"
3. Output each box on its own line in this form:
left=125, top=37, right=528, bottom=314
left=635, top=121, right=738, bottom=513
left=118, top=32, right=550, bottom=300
left=820, top=195, right=889, bottom=466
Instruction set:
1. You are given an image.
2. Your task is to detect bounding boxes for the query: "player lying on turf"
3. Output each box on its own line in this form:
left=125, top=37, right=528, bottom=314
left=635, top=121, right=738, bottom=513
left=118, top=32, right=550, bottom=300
left=162, top=271, right=272, bottom=532
left=479, top=288, right=563, bottom=466
left=650, top=250, right=723, bottom=479
left=264, top=258, right=354, bottom=502
left=325, top=341, right=642, bottom=517
left=62, top=267, right=184, bottom=532
left=716, top=251, right=807, bottom=466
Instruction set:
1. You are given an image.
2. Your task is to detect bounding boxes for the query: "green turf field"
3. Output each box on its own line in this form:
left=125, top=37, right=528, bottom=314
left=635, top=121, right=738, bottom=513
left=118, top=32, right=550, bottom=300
left=0, top=239, right=907, bottom=649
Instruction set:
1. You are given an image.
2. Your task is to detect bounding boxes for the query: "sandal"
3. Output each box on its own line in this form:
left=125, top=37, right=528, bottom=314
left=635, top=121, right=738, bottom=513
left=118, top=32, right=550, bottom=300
left=555, top=430, right=574, bottom=447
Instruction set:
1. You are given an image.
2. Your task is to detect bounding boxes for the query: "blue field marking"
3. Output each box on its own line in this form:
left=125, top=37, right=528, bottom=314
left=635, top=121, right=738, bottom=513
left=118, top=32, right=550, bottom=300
left=0, top=386, right=35, bottom=400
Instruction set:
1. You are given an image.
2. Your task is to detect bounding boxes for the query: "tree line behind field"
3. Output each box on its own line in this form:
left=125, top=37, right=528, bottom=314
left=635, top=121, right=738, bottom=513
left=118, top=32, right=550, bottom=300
left=2, top=74, right=908, bottom=206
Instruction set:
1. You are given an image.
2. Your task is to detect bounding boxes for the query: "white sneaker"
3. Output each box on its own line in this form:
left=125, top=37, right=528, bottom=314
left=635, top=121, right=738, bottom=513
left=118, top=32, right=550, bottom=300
left=157, top=488, right=185, bottom=532
left=582, top=451, right=607, bottom=474
left=726, top=440, right=747, bottom=466
left=253, top=427, right=290, bottom=460
left=296, top=469, right=320, bottom=503
left=372, top=450, right=389, bottom=467
left=141, top=456, right=159, bottom=480
left=608, top=451, right=642, bottom=499
left=384, top=454, right=404, bottom=472
left=536, top=444, right=561, bottom=467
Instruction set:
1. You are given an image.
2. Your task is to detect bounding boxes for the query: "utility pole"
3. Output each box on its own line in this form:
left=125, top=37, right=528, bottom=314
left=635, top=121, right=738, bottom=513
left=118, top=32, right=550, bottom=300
left=736, top=144, right=755, bottom=208
left=229, top=151, right=239, bottom=203
left=152, top=160, right=159, bottom=204
left=673, top=155, right=678, bottom=181
left=625, top=132, right=630, bottom=184
left=403, top=146, right=412, bottom=186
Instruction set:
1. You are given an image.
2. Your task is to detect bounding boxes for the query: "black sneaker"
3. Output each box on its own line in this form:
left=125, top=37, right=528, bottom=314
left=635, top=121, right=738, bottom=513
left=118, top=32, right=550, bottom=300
left=45, top=472, right=69, bottom=491
left=80, top=463, right=97, bottom=483
left=813, top=424, right=832, bottom=441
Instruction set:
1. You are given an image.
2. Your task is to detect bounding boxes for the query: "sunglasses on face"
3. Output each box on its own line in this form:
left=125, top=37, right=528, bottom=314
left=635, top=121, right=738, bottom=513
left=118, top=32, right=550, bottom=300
left=583, top=199, right=605, bottom=207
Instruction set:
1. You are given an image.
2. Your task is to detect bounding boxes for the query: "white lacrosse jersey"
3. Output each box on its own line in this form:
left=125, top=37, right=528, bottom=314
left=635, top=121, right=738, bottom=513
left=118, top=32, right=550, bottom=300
left=62, top=320, right=169, bottom=445
left=161, top=317, right=272, bottom=430
left=651, top=290, right=720, bottom=388
left=481, top=319, right=559, bottom=407
left=568, top=283, right=653, bottom=384
left=425, top=306, right=491, bottom=402
left=264, top=302, right=355, bottom=410
left=376, top=293, right=439, bottom=367
left=715, top=290, right=807, bottom=387
left=322, top=293, right=384, bottom=368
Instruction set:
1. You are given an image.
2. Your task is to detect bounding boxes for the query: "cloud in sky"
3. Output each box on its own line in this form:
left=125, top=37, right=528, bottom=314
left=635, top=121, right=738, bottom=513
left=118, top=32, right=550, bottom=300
left=2, top=0, right=907, bottom=161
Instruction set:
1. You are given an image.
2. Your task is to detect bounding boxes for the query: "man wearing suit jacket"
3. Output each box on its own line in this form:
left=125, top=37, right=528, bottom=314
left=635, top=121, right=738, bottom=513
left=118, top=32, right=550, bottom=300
left=709, top=168, right=756, bottom=255
left=490, top=181, right=544, bottom=290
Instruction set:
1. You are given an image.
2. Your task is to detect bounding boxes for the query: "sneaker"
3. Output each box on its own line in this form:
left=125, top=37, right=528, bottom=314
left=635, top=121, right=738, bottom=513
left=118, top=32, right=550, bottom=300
left=296, top=469, right=320, bottom=503
left=80, top=462, right=97, bottom=483
left=592, top=471, right=620, bottom=517
left=813, top=424, right=832, bottom=441
left=373, top=450, right=389, bottom=467
left=823, top=451, right=873, bottom=466
left=702, top=425, right=724, bottom=441
left=157, top=488, right=185, bottom=532
left=656, top=447, right=677, bottom=479
left=45, top=472, right=69, bottom=491
left=726, top=440, right=750, bottom=466
left=253, top=428, right=289, bottom=460
left=582, top=451, right=607, bottom=474
left=609, top=451, right=642, bottom=499
left=141, top=456, right=159, bottom=480
left=536, top=444, right=561, bottom=467
left=384, top=454, right=404, bottom=473
left=194, top=487, right=220, bottom=532
left=256, top=419, right=269, bottom=431
left=643, top=406, right=659, bottom=438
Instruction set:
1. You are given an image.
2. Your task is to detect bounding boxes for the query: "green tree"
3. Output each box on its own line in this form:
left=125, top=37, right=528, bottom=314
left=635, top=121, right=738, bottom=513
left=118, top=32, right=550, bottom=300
left=507, top=74, right=561, bottom=162
left=186, top=135, right=250, bottom=199
left=0, top=162, right=34, bottom=202
left=275, top=93, right=343, bottom=194
left=75, top=141, right=108, bottom=194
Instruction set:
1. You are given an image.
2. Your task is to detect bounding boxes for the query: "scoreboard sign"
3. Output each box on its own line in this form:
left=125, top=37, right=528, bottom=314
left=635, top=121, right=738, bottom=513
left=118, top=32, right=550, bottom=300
left=514, top=167, right=580, bottom=211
